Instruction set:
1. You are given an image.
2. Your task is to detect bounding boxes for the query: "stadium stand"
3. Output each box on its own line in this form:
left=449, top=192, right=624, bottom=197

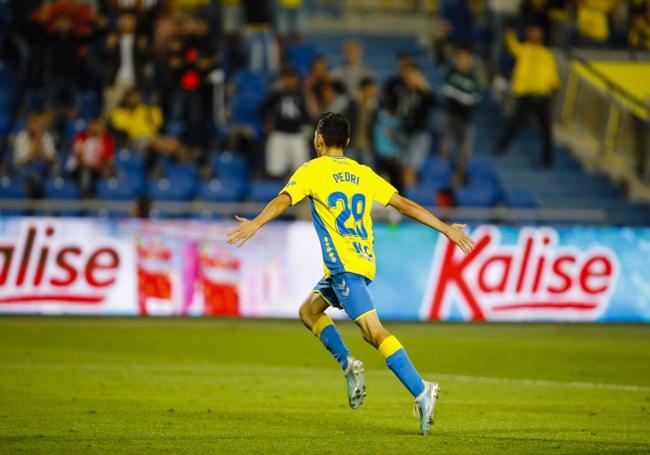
left=0, top=0, right=648, bottom=225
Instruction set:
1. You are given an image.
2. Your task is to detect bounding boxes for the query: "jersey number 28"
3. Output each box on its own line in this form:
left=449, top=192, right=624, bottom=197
left=327, top=192, right=368, bottom=239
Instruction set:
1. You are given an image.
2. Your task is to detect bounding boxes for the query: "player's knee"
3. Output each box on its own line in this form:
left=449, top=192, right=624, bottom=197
left=298, top=298, right=319, bottom=327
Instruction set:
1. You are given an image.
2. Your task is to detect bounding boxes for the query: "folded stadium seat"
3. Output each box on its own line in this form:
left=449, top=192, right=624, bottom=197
left=231, top=93, right=265, bottom=139
left=96, top=174, right=144, bottom=201
left=504, top=189, right=539, bottom=209
left=0, top=175, right=27, bottom=215
left=403, top=185, right=438, bottom=207
left=466, top=158, right=498, bottom=184
left=163, top=161, right=199, bottom=181
left=115, top=148, right=145, bottom=174
left=419, top=156, right=452, bottom=184
left=455, top=181, right=501, bottom=208
left=43, top=177, right=82, bottom=216
left=211, top=151, right=248, bottom=179
left=199, top=178, right=247, bottom=203
left=249, top=180, right=284, bottom=203
left=148, top=173, right=198, bottom=202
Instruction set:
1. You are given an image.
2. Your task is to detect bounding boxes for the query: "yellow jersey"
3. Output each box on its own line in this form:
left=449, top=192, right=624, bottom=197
left=280, top=156, right=397, bottom=281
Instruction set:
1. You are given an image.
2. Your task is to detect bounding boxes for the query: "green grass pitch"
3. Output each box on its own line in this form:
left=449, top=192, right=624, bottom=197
left=0, top=317, right=649, bottom=454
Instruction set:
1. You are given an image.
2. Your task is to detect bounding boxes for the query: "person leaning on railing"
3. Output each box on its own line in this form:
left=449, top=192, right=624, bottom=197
left=492, top=25, right=560, bottom=168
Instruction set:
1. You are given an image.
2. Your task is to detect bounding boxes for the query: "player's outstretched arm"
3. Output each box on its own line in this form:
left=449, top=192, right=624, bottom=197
left=227, top=193, right=292, bottom=247
left=388, top=193, right=475, bottom=254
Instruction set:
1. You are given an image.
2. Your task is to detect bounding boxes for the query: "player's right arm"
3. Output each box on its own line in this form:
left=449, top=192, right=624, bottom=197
left=227, top=194, right=292, bottom=247
left=227, top=163, right=312, bottom=247
left=388, top=193, right=475, bottom=254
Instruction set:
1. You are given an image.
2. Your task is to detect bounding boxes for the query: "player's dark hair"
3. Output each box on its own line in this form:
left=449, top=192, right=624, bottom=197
left=317, top=112, right=350, bottom=149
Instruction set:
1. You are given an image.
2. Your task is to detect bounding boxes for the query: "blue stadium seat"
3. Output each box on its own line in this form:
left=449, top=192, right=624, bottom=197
left=96, top=174, right=143, bottom=201
left=211, top=151, right=247, bottom=179
left=0, top=176, right=26, bottom=215
left=232, top=70, right=268, bottom=96
left=199, top=178, right=246, bottom=202
left=148, top=173, right=198, bottom=202
left=249, top=180, right=284, bottom=203
left=455, top=181, right=501, bottom=208
left=404, top=185, right=438, bottom=207
left=285, top=42, right=320, bottom=78
left=505, top=189, right=539, bottom=208
left=44, top=177, right=82, bottom=216
left=419, top=156, right=452, bottom=186
left=115, top=148, right=145, bottom=173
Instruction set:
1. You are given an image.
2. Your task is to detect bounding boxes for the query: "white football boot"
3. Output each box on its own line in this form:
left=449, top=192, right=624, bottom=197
left=413, top=381, right=439, bottom=435
left=344, top=356, right=366, bottom=409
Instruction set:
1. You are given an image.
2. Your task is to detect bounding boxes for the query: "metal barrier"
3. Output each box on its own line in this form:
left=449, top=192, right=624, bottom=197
left=559, top=53, right=650, bottom=183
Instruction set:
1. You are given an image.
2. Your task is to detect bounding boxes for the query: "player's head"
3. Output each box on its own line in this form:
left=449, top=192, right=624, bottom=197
left=314, top=112, right=350, bottom=156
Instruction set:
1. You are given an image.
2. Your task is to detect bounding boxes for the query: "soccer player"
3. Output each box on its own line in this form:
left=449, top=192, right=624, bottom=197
left=227, top=112, right=474, bottom=435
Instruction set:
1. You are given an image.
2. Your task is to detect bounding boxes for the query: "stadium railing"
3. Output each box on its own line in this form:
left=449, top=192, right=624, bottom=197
left=558, top=51, right=650, bottom=184
left=0, top=198, right=608, bottom=225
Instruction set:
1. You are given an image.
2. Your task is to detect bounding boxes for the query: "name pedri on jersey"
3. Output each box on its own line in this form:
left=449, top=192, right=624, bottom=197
left=280, top=156, right=397, bottom=281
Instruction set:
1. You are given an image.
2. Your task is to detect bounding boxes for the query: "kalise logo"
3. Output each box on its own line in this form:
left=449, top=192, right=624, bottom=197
left=0, top=223, right=121, bottom=305
left=423, top=227, right=619, bottom=321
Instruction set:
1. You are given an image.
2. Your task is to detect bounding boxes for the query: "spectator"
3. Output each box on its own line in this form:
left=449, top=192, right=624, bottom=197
left=629, top=0, right=650, bottom=50
left=102, top=13, right=150, bottom=117
left=347, top=77, right=378, bottom=166
left=167, top=16, right=219, bottom=148
left=110, top=88, right=185, bottom=171
left=33, top=8, right=107, bottom=131
left=383, top=52, right=415, bottom=110
left=487, top=0, right=524, bottom=77
left=373, top=100, right=405, bottom=192
left=241, top=0, right=279, bottom=76
left=276, top=0, right=306, bottom=42
left=492, top=26, right=560, bottom=167
left=439, top=48, right=480, bottom=177
left=13, top=112, right=57, bottom=197
left=258, top=69, right=310, bottom=178
left=313, top=80, right=352, bottom=116
left=576, top=0, right=619, bottom=46
left=152, top=1, right=187, bottom=56
left=520, top=0, right=551, bottom=41
left=304, top=55, right=331, bottom=117
left=397, top=64, right=436, bottom=186
left=220, top=0, right=243, bottom=37
left=331, top=40, right=373, bottom=97
left=67, top=117, right=115, bottom=197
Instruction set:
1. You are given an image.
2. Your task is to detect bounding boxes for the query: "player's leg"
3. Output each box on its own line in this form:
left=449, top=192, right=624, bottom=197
left=355, top=310, right=439, bottom=435
left=354, top=310, right=426, bottom=398
left=298, top=291, right=350, bottom=371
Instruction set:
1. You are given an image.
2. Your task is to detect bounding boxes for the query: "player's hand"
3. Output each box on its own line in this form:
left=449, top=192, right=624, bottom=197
left=227, top=215, right=259, bottom=247
left=445, top=224, right=474, bottom=254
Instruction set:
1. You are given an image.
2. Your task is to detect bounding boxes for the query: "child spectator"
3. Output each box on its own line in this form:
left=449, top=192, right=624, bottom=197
left=13, top=112, right=57, bottom=198
left=68, top=117, right=115, bottom=197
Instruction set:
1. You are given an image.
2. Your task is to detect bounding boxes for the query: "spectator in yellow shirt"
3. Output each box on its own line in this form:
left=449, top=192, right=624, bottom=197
left=110, top=88, right=186, bottom=172
left=492, top=26, right=560, bottom=167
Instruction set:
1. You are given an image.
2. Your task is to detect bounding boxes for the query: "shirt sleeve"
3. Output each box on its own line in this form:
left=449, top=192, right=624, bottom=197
left=369, top=168, right=398, bottom=206
left=279, top=164, right=312, bottom=206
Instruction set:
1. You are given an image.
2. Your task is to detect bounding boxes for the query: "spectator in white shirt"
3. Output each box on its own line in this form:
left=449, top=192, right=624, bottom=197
left=332, top=40, right=373, bottom=97
left=13, top=112, right=57, bottom=197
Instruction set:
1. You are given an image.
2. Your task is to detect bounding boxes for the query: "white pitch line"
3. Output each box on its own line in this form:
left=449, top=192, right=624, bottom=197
left=3, top=363, right=650, bottom=393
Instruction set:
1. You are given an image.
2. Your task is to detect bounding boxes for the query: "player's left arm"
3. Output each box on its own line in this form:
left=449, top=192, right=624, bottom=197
left=227, top=193, right=292, bottom=247
left=388, top=193, right=475, bottom=254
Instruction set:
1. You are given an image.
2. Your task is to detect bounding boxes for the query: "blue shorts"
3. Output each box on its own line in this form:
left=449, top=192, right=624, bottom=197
left=312, top=272, right=375, bottom=321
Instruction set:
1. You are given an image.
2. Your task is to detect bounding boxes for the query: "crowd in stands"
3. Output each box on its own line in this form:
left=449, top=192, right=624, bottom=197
left=0, top=0, right=647, bottom=210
